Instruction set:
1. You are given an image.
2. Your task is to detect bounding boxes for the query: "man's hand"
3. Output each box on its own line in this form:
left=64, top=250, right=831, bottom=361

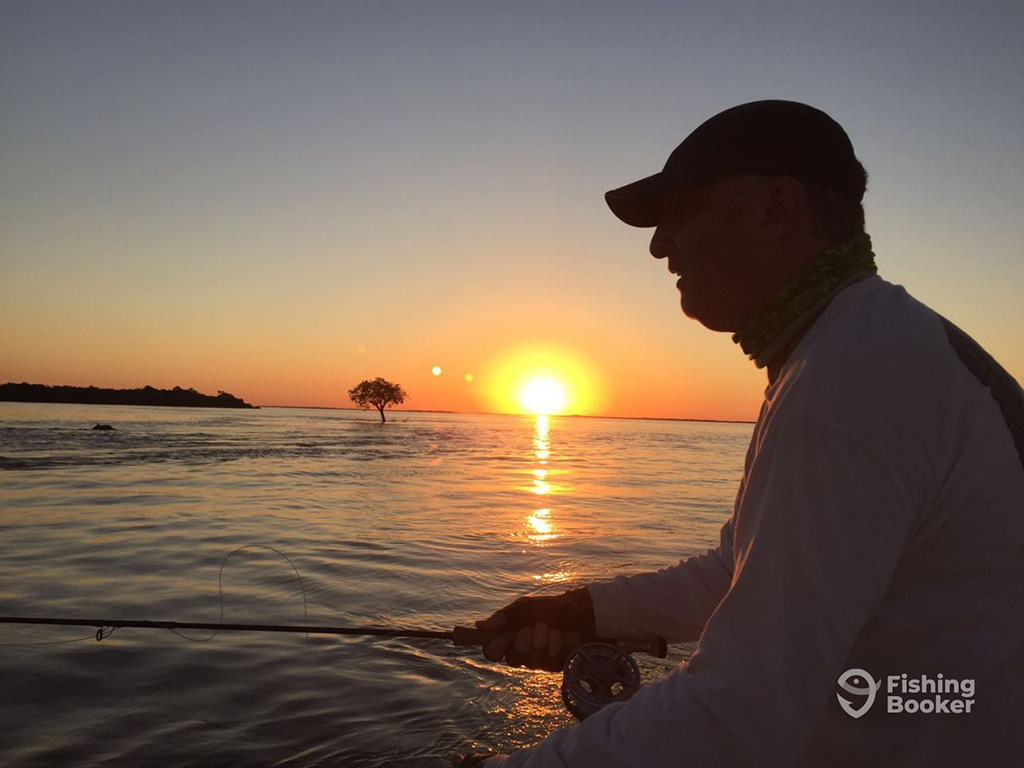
left=476, top=587, right=595, bottom=672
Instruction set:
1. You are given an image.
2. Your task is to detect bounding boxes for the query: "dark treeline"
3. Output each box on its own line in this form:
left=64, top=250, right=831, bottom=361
left=0, top=383, right=256, bottom=409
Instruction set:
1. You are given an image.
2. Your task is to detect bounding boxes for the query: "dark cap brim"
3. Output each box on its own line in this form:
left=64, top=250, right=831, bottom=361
left=604, top=172, right=665, bottom=228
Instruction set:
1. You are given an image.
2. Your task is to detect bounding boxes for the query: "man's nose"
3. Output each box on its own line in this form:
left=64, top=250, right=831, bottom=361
left=650, top=226, right=673, bottom=260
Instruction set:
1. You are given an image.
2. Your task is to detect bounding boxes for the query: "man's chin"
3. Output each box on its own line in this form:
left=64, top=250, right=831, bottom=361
left=680, top=297, right=737, bottom=333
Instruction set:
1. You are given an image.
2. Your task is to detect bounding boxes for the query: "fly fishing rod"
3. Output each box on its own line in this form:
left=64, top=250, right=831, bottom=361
left=0, top=615, right=666, bottom=655
left=0, top=615, right=668, bottom=719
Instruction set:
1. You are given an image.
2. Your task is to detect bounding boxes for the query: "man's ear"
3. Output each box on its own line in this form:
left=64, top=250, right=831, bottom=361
left=759, top=176, right=805, bottom=244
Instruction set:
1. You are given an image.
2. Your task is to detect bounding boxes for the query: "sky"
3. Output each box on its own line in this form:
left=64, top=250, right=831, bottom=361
left=2, top=1, right=1022, bottom=421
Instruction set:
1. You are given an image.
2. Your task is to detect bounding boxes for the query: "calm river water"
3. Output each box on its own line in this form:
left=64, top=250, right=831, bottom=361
left=0, top=403, right=751, bottom=767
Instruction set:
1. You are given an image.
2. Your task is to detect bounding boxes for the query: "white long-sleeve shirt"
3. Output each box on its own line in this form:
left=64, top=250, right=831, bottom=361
left=495, top=275, right=1024, bottom=767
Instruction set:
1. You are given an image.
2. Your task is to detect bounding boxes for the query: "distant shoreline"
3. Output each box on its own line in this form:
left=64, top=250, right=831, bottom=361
left=0, top=383, right=257, bottom=409
left=259, top=403, right=755, bottom=425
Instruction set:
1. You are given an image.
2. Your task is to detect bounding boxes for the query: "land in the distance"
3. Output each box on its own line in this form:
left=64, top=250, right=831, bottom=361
left=0, top=382, right=256, bottom=409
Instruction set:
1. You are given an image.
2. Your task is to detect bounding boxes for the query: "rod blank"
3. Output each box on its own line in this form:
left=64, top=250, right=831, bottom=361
left=0, top=616, right=668, bottom=658
left=0, top=616, right=451, bottom=640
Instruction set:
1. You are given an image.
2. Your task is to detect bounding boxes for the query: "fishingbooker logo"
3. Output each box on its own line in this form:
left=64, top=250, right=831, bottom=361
left=837, top=669, right=976, bottom=717
left=836, top=669, right=879, bottom=718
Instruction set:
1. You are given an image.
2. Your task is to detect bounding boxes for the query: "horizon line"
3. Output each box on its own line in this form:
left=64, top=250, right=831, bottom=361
left=258, top=403, right=756, bottom=426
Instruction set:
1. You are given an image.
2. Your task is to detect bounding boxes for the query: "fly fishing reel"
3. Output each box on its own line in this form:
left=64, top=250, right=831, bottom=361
left=560, top=642, right=641, bottom=720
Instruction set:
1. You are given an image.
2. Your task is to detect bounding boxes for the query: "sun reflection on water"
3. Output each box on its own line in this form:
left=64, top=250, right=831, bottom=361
left=533, top=415, right=550, bottom=463
left=526, top=415, right=559, bottom=546
left=527, top=507, right=555, bottom=542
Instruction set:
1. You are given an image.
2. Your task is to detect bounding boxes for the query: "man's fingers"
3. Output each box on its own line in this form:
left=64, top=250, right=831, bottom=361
left=474, top=593, right=587, bottom=669
left=483, top=636, right=508, bottom=662
left=505, top=626, right=534, bottom=667
left=515, top=626, right=532, bottom=654
left=540, top=627, right=566, bottom=672
left=526, top=622, right=550, bottom=670
left=533, top=621, right=549, bottom=649
left=547, top=627, right=563, bottom=658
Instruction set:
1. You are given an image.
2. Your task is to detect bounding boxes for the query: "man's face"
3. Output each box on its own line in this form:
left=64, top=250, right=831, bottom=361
left=649, top=175, right=767, bottom=332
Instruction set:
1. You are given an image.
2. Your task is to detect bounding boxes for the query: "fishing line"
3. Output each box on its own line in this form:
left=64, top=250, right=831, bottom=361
left=0, top=544, right=322, bottom=656
left=162, top=543, right=321, bottom=659
left=0, top=544, right=335, bottom=731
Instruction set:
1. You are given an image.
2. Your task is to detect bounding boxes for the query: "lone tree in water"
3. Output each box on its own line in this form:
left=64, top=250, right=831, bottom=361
left=348, top=377, right=407, bottom=423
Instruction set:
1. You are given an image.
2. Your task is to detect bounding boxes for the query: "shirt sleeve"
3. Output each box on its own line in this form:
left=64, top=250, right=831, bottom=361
left=492, top=411, right=922, bottom=768
left=586, top=519, right=735, bottom=643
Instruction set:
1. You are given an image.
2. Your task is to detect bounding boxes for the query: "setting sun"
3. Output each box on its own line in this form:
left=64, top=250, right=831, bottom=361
left=480, top=343, right=607, bottom=416
left=520, top=377, right=568, bottom=415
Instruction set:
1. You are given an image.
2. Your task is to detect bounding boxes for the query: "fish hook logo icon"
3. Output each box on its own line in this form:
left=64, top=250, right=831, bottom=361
left=837, top=669, right=880, bottom=718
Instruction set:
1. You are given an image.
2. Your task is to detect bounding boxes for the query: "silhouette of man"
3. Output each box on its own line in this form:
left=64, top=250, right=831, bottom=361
left=453, top=100, right=1024, bottom=767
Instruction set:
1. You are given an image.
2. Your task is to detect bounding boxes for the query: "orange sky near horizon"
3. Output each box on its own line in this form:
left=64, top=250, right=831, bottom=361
left=0, top=280, right=769, bottom=421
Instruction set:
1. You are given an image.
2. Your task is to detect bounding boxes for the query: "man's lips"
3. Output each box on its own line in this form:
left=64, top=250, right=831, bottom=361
left=669, top=264, right=687, bottom=288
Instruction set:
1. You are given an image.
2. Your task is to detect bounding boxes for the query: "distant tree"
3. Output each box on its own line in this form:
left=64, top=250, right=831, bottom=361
left=348, top=377, right=407, bottom=423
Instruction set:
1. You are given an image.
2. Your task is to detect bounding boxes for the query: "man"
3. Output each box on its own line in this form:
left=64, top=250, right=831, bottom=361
left=453, top=100, right=1024, bottom=767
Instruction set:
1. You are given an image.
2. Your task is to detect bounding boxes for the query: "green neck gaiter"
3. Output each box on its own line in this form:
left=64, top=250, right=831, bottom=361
left=732, top=233, right=877, bottom=368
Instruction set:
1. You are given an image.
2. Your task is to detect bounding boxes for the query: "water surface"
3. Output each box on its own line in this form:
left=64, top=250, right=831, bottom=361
left=0, top=403, right=750, bottom=767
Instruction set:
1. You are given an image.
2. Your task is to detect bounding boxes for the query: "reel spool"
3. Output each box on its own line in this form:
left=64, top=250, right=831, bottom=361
left=560, top=642, right=641, bottom=721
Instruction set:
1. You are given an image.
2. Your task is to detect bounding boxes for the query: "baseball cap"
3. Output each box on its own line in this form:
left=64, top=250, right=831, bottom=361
left=605, top=100, right=866, bottom=227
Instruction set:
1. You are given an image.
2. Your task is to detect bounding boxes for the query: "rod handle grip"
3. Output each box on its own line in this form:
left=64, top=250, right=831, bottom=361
left=452, top=626, right=667, bottom=658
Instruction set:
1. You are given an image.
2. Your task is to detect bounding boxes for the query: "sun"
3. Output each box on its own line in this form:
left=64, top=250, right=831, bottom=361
left=520, top=377, right=568, bottom=415
left=479, top=343, right=605, bottom=416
